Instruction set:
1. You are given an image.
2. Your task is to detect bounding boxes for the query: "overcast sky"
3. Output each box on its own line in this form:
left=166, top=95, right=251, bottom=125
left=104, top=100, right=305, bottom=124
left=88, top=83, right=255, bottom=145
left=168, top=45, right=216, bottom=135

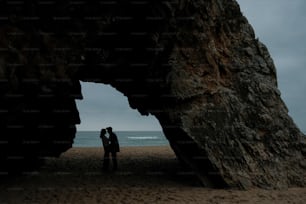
left=76, top=83, right=162, bottom=131
left=237, top=0, right=306, bottom=132
left=76, top=0, right=306, bottom=132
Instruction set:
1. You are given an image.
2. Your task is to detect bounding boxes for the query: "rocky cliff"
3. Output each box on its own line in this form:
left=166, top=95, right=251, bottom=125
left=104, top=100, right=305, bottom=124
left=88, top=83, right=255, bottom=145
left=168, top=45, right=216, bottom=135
left=0, top=0, right=305, bottom=189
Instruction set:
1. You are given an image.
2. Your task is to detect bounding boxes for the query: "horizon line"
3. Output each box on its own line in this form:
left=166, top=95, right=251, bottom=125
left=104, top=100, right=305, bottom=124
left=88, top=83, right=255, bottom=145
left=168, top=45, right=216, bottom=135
left=77, top=129, right=163, bottom=132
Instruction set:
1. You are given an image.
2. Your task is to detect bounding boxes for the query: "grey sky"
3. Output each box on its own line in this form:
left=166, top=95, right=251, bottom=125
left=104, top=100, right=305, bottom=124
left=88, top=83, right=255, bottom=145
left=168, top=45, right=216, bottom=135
left=76, top=83, right=162, bottom=131
left=76, top=1, right=306, bottom=131
left=237, top=0, right=306, bottom=131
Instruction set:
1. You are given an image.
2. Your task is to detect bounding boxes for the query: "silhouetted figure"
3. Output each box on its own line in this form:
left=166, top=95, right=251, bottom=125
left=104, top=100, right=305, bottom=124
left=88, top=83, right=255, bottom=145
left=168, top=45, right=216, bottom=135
left=100, top=128, right=110, bottom=171
left=107, top=126, right=120, bottom=171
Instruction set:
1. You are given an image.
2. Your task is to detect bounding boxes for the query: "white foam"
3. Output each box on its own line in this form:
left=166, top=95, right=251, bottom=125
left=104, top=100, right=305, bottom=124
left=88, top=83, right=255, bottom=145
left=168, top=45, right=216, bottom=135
left=128, top=136, right=159, bottom=140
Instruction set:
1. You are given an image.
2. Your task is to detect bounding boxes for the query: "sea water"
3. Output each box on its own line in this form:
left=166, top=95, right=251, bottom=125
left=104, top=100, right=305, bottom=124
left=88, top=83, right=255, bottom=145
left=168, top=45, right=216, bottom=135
left=73, top=131, right=169, bottom=147
left=74, top=130, right=306, bottom=147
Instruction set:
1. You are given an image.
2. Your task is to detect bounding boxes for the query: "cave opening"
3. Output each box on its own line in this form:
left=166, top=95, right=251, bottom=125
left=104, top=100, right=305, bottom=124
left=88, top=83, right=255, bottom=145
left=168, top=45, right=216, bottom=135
left=74, top=81, right=169, bottom=147
left=67, top=82, right=194, bottom=182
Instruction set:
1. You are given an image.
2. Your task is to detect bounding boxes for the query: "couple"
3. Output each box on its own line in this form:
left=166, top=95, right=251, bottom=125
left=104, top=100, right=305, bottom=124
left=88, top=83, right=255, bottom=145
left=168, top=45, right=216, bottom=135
left=100, top=127, right=120, bottom=171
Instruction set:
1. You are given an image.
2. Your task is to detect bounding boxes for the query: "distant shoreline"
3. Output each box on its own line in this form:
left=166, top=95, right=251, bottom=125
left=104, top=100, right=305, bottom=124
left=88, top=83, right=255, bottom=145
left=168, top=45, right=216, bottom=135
left=73, top=131, right=169, bottom=147
left=76, top=130, right=164, bottom=132
left=71, top=145, right=170, bottom=149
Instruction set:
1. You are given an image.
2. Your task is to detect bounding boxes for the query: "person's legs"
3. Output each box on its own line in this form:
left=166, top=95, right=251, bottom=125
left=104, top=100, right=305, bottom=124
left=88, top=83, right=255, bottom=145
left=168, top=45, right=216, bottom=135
left=111, top=151, right=117, bottom=171
left=103, top=151, right=110, bottom=171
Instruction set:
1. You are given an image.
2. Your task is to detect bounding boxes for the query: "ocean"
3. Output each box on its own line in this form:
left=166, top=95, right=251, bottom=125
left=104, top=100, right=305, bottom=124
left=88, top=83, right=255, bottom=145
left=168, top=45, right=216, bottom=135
left=74, top=130, right=306, bottom=147
left=73, top=131, right=169, bottom=147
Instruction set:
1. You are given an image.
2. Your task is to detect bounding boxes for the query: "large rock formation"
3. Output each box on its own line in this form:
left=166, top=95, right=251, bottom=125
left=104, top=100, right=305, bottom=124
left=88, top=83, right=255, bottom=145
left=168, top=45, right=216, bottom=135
left=0, top=0, right=305, bottom=189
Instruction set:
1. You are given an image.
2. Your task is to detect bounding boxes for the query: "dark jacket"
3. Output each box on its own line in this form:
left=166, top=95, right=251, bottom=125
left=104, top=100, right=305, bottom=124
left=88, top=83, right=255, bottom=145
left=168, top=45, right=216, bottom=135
left=109, top=132, right=120, bottom=153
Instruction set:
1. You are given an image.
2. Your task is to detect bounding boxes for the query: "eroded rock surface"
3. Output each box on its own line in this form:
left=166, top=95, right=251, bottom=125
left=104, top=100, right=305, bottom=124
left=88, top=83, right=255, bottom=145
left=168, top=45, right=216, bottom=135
left=0, top=0, right=305, bottom=188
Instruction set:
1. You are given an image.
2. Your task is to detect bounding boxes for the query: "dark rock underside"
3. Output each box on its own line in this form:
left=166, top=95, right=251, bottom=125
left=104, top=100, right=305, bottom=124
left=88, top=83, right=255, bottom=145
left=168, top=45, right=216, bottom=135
left=0, top=0, right=305, bottom=189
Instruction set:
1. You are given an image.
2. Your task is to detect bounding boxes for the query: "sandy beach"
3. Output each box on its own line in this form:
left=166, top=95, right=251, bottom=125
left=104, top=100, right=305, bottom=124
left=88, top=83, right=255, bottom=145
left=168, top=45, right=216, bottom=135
left=1, top=146, right=306, bottom=204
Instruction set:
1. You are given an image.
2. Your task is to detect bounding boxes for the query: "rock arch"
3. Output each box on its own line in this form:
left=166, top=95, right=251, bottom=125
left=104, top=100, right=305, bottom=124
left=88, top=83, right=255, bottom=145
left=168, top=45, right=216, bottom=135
left=0, top=0, right=305, bottom=189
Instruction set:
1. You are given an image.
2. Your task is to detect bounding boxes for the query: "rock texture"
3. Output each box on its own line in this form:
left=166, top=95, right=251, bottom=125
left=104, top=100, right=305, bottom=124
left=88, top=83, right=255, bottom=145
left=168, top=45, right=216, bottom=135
left=0, top=0, right=305, bottom=189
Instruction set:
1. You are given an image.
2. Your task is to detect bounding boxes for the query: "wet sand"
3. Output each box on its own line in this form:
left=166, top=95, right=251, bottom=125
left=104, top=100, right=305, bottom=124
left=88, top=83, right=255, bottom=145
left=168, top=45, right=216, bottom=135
left=0, top=146, right=306, bottom=204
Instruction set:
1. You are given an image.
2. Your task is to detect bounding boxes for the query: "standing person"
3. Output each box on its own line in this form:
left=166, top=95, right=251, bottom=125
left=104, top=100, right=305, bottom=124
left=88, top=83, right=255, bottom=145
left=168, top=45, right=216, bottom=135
left=106, top=127, right=120, bottom=171
left=100, top=128, right=110, bottom=171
